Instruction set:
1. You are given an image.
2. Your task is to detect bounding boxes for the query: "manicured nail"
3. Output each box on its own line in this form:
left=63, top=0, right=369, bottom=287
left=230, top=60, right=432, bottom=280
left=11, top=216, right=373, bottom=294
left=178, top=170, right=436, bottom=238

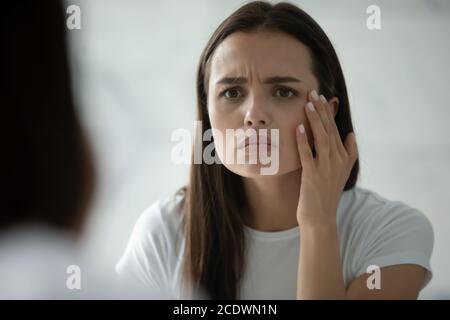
left=307, top=102, right=315, bottom=112
left=320, top=95, right=327, bottom=103
left=298, top=124, right=305, bottom=134
left=311, top=90, right=319, bottom=101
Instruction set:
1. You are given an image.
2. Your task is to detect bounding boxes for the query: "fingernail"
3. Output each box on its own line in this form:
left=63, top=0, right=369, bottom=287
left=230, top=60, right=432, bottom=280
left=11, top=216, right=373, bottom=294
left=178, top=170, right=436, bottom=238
left=319, top=95, right=327, bottom=103
left=311, top=90, right=319, bottom=101
left=307, top=102, right=315, bottom=112
left=298, top=124, right=305, bottom=134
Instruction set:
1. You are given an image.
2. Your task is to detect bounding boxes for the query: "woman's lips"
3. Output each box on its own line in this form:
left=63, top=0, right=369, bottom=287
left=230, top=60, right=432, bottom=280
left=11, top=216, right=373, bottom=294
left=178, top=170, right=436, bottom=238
left=237, top=135, right=275, bottom=149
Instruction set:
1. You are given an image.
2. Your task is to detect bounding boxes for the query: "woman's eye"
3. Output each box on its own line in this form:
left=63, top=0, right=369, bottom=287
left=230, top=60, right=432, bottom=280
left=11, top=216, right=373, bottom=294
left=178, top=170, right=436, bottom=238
left=274, top=87, right=297, bottom=98
left=222, top=88, right=242, bottom=99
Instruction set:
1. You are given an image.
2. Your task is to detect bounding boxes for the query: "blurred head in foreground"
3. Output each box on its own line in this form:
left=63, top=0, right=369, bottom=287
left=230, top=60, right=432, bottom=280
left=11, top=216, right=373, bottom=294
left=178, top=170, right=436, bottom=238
left=1, top=1, right=94, bottom=236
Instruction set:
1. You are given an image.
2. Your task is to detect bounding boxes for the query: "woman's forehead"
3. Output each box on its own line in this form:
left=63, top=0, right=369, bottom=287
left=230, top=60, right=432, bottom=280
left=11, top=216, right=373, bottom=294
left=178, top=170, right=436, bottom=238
left=209, top=31, right=315, bottom=83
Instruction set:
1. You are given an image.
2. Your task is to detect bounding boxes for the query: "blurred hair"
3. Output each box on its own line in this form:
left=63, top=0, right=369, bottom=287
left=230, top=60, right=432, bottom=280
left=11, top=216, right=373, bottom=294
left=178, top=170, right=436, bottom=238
left=1, top=1, right=94, bottom=234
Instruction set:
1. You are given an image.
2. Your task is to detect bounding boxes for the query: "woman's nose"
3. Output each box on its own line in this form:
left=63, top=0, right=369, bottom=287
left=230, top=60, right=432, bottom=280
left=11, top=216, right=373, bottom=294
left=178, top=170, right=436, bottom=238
left=243, top=98, right=271, bottom=129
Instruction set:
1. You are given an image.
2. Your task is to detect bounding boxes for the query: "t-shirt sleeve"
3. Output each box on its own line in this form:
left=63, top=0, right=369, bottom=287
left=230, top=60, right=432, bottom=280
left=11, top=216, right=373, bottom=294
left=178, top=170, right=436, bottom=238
left=115, top=201, right=171, bottom=291
left=353, top=202, right=434, bottom=290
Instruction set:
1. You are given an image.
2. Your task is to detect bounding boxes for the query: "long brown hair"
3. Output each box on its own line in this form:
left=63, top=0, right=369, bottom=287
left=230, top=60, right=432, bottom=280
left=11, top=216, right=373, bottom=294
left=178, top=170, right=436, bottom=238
left=182, top=1, right=360, bottom=299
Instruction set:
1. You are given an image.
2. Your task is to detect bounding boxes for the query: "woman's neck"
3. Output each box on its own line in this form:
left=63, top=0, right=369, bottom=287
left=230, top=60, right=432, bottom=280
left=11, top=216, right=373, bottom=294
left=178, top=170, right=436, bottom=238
left=242, top=169, right=301, bottom=232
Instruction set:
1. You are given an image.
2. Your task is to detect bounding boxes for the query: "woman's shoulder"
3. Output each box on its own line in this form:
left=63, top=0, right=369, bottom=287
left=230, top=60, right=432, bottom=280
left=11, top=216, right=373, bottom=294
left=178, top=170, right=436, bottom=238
left=135, top=191, right=186, bottom=239
left=340, top=186, right=431, bottom=223
left=339, top=186, right=434, bottom=288
left=338, top=185, right=434, bottom=248
left=115, top=191, right=186, bottom=292
left=117, top=190, right=186, bottom=266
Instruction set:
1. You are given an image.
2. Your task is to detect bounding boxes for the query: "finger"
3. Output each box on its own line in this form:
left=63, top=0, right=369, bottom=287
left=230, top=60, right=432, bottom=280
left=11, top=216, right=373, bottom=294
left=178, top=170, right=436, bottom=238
left=344, top=132, right=359, bottom=167
left=296, top=123, right=314, bottom=172
left=319, top=94, right=347, bottom=157
left=305, top=98, right=330, bottom=161
left=310, top=90, right=338, bottom=154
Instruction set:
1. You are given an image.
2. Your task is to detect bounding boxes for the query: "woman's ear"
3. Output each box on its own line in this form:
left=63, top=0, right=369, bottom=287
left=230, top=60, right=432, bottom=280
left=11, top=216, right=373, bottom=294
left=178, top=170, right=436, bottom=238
left=328, top=97, right=339, bottom=117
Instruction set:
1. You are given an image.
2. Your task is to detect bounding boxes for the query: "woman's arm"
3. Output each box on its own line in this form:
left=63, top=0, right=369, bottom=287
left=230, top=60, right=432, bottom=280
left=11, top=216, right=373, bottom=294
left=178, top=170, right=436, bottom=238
left=297, top=223, right=346, bottom=299
left=296, top=221, right=427, bottom=299
left=346, top=264, right=426, bottom=299
left=295, top=90, right=427, bottom=299
left=294, top=90, right=357, bottom=299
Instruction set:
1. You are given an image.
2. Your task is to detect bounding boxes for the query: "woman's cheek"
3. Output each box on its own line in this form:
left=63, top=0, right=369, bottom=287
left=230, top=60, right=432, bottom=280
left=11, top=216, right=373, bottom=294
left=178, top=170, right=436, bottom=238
left=280, top=113, right=305, bottom=158
left=211, top=98, right=240, bottom=114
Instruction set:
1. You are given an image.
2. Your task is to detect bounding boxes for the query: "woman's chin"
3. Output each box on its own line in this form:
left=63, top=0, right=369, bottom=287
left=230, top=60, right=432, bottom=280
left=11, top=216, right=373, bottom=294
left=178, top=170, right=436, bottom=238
left=223, top=163, right=298, bottom=178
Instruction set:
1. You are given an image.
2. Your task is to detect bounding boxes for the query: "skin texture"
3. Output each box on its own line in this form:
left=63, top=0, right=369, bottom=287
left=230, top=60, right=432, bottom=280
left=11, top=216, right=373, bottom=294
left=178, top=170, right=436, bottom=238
left=207, top=30, right=427, bottom=299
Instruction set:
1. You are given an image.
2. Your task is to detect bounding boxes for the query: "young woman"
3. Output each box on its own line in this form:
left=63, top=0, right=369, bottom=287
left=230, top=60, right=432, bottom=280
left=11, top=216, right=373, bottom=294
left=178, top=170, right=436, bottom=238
left=116, top=1, right=434, bottom=299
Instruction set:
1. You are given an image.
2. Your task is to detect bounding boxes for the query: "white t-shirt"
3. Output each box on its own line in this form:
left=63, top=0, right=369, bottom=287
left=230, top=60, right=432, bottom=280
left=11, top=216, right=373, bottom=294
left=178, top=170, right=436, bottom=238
left=115, top=186, right=434, bottom=299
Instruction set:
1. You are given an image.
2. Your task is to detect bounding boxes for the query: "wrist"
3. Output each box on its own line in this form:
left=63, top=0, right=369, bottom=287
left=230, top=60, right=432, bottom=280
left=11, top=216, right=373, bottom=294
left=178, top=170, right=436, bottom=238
left=299, top=221, right=338, bottom=236
left=296, top=209, right=338, bottom=231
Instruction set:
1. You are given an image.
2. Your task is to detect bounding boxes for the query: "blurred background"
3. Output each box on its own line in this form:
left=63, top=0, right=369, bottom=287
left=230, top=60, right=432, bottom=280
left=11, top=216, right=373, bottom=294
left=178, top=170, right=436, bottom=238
left=66, top=0, right=450, bottom=298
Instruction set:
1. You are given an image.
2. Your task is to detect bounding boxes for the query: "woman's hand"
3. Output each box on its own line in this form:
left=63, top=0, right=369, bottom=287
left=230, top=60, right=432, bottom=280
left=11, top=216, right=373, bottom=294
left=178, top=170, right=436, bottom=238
left=295, top=90, right=358, bottom=228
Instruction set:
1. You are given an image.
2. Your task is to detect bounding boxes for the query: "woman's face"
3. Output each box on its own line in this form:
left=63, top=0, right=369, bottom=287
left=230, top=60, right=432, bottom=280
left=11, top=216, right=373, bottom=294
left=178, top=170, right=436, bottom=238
left=207, top=30, right=328, bottom=177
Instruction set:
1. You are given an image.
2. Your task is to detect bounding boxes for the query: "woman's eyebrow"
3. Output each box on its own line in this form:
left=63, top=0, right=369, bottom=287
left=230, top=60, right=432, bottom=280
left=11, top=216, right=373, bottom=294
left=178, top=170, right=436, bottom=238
left=216, top=76, right=302, bottom=85
left=265, top=76, right=302, bottom=84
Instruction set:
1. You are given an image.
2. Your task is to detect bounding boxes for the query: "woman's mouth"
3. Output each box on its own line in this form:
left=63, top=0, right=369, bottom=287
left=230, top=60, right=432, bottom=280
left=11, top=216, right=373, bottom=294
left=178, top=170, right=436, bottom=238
left=237, top=134, right=275, bottom=150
